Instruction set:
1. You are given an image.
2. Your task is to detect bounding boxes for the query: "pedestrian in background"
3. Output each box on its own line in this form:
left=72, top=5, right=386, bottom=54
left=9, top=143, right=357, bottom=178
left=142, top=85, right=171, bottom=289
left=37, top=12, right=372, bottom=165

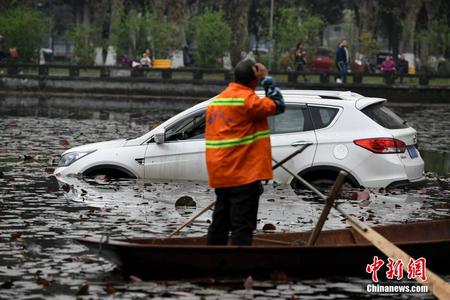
left=205, top=59, right=285, bottom=246
left=381, top=55, right=396, bottom=84
left=397, top=53, right=409, bottom=84
left=294, top=43, right=308, bottom=82
left=335, top=39, right=349, bottom=84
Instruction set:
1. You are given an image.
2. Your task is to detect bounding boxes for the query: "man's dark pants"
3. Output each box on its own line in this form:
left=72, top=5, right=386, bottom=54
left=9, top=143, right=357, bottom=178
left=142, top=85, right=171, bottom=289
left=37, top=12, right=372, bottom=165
left=207, top=181, right=263, bottom=246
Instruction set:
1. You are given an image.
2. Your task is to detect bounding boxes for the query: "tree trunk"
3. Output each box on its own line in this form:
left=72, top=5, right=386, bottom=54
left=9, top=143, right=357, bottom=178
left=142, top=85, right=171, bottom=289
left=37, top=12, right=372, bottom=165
left=401, top=0, right=422, bottom=53
left=167, top=0, right=187, bottom=47
left=221, top=0, right=251, bottom=66
left=354, top=0, right=379, bottom=37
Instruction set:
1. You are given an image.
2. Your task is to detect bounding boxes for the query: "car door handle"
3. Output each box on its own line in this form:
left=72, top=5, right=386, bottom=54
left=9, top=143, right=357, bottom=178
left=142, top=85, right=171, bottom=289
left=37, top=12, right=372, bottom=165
left=291, top=141, right=313, bottom=147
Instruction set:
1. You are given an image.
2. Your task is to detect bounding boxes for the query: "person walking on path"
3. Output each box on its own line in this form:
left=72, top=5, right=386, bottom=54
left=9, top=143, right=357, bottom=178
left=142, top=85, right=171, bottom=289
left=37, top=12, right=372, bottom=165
left=205, top=59, right=285, bottom=246
left=294, top=43, right=308, bottom=82
left=335, top=39, right=349, bottom=83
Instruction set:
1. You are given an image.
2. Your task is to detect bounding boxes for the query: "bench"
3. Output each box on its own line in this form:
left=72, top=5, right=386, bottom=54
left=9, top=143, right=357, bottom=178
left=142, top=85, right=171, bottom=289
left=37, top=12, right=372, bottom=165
left=152, top=59, right=172, bottom=69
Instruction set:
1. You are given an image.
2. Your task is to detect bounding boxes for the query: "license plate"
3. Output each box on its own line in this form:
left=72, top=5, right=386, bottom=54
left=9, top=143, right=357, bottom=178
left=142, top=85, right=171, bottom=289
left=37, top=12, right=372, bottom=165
left=407, top=146, right=418, bottom=159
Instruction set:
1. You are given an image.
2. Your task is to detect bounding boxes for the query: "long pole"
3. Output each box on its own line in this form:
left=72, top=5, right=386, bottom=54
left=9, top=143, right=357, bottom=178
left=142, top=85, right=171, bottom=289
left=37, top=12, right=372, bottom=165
left=268, top=0, right=274, bottom=70
left=307, top=171, right=347, bottom=245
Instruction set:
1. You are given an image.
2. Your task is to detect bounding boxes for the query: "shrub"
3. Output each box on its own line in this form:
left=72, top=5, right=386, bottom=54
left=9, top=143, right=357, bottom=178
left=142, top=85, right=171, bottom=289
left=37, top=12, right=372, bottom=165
left=67, top=25, right=95, bottom=65
left=0, top=5, right=47, bottom=62
left=193, top=10, right=231, bottom=68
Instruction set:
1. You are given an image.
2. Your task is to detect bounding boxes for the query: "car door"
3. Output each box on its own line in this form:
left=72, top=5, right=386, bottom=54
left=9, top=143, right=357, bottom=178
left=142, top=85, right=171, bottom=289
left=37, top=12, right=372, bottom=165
left=269, top=104, right=318, bottom=184
left=144, top=109, right=208, bottom=181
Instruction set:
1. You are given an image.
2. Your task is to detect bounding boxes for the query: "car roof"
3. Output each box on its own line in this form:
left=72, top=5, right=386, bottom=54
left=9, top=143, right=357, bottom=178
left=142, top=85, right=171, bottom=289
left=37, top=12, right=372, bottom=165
left=255, top=89, right=386, bottom=109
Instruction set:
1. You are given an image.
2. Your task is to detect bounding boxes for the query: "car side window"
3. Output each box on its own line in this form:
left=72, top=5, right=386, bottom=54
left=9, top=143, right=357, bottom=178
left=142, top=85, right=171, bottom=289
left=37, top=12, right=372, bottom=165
left=165, top=111, right=206, bottom=142
left=309, top=106, right=339, bottom=129
left=268, top=105, right=313, bottom=134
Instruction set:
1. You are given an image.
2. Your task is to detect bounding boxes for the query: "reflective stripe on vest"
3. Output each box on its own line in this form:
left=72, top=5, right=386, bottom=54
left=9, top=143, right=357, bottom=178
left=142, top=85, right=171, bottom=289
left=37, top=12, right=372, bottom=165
left=208, top=98, right=244, bottom=106
left=206, top=130, right=270, bottom=149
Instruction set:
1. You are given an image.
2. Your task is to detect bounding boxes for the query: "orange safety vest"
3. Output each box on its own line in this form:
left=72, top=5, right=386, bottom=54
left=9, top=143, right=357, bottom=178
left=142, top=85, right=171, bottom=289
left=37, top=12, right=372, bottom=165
left=205, top=82, right=277, bottom=188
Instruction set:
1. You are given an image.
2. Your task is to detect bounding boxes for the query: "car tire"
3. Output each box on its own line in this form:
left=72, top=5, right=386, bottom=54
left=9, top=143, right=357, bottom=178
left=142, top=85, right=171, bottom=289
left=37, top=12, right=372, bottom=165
left=83, top=165, right=136, bottom=179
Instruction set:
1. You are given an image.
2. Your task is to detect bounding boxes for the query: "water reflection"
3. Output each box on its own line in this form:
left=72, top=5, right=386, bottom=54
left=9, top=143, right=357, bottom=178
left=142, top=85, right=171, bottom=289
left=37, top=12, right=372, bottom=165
left=0, top=102, right=448, bottom=299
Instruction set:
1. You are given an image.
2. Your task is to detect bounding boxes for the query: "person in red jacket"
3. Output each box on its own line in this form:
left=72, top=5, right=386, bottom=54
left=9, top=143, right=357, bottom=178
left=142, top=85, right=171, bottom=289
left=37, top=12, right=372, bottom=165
left=205, top=58, right=285, bottom=245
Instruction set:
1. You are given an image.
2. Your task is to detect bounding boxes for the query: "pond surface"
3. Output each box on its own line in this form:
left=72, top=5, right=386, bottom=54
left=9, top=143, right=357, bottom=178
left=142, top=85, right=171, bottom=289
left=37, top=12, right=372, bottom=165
left=0, top=100, right=448, bottom=299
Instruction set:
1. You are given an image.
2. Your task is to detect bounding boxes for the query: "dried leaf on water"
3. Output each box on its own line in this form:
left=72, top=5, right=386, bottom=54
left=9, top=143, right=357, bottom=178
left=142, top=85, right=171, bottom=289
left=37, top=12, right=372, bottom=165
left=262, top=223, right=277, bottom=231
left=36, top=277, right=49, bottom=287
left=129, top=275, right=142, bottom=283
left=10, top=231, right=22, bottom=241
left=243, top=275, right=253, bottom=289
left=175, top=196, right=196, bottom=207
left=0, top=280, right=13, bottom=289
left=61, top=184, right=71, bottom=192
left=23, top=155, right=35, bottom=163
left=59, top=139, right=70, bottom=147
left=76, top=283, right=89, bottom=295
left=104, top=285, right=116, bottom=294
left=44, top=167, right=55, bottom=174
left=271, top=270, right=288, bottom=282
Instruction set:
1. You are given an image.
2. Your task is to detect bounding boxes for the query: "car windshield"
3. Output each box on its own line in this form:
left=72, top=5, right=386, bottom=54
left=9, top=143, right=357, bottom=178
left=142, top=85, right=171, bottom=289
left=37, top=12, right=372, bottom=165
left=362, top=103, right=408, bottom=129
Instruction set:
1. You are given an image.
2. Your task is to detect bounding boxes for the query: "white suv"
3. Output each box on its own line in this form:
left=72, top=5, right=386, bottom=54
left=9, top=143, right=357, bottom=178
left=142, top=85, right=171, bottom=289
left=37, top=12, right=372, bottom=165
left=54, top=90, right=425, bottom=188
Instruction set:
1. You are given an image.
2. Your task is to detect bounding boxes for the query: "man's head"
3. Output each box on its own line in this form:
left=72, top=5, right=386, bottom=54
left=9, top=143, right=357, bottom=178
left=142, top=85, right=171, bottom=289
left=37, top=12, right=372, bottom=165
left=340, top=39, right=347, bottom=47
left=234, top=59, right=267, bottom=89
left=234, top=58, right=257, bottom=87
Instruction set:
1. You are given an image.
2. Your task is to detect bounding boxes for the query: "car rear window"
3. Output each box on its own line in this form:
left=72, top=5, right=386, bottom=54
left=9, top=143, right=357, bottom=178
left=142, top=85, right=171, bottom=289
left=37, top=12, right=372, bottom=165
left=309, top=106, right=339, bottom=129
left=362, top=103, right=408, bottom=129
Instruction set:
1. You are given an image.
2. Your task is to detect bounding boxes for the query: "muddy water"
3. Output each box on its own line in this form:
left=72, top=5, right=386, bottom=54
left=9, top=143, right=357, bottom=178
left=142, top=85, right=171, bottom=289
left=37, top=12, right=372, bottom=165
left=0, top=101, right=448, bottom=299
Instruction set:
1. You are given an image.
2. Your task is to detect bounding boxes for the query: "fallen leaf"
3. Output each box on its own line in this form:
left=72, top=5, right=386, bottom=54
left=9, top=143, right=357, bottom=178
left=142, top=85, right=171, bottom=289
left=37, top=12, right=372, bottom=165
left=0, top=280, right=13, bottom=289
left=243, top=275, right=253, bottom=289
left=10, top=231, right=22, bottom=241
left=59, top=139, right=70, bottom=147
left=271, top=270, right=288, bottom=282
left=36, top=277, right=49, bottom=287
left=76, top=283, right=89, bottom=295
left=61, top=184, right=70, bottom=192
left=44, top=167, right=55, bottom=174
left=129, top=275, right=142, bottom=283
left=351, top=191, right=370, bottom=201
left=262, top=223, right=276, bottom=231
left=23, top=155, right=34, bottom=163
left=104, top=285, right=116, bottom=294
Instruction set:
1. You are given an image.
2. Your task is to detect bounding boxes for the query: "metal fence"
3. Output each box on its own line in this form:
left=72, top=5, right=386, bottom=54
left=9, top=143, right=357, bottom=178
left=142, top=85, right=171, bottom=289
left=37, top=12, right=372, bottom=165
left=0, top=63, right=448, bottom=87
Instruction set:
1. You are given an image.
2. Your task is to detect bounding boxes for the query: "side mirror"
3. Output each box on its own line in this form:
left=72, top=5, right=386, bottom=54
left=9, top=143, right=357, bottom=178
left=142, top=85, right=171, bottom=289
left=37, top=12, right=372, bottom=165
left=153, top=129, right=165, bottom=144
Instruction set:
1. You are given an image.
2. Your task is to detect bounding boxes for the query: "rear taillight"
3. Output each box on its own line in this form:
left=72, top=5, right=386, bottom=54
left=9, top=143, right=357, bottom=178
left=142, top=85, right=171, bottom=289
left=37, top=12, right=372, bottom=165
left=354, top=138, right=406, bottom=154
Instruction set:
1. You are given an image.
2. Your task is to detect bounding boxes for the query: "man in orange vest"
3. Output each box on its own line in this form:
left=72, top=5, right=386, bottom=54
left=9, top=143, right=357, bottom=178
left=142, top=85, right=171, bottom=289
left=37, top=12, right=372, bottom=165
left=205, top=58, right=285, bottom=245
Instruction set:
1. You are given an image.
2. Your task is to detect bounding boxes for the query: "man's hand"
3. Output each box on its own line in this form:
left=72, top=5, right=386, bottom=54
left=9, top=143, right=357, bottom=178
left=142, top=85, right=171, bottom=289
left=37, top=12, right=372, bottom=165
left=253, top=63, right=268, bottom=80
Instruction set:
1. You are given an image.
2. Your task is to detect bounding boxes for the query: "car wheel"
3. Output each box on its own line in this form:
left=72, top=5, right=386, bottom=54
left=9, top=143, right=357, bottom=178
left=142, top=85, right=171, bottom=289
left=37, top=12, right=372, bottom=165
left=83, top=166, right=136, bottom=180
left=291, top=170, right=359, bottom=196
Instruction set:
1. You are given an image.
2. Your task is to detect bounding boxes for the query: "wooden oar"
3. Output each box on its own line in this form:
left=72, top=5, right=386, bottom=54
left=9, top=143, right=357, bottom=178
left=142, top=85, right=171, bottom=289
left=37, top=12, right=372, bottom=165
left=345, top=215, right=450, bottom=299
left=166, top=144, right=311, bottom=238
left=307, top=171, right=347, bottom=245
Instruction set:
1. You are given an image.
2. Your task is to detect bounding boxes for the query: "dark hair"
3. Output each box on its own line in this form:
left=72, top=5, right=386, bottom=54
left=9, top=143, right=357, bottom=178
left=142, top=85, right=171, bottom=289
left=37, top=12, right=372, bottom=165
left=234, top=58, right=256, bottom=86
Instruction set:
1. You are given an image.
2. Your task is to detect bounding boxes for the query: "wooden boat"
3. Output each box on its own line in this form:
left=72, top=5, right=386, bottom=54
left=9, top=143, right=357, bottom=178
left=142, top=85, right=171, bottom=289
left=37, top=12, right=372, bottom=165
left=77, top=219, right=450, bottom=279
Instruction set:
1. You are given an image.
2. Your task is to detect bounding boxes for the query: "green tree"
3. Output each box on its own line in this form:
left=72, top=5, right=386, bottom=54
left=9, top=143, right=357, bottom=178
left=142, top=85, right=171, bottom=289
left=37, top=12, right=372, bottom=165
left=359, top=31, right=379, bottom=59
left=0, top=5, right=47, bottom=62
left=67, top=25, right=95, bottom=65
left=193, top=10, right=231, bottom=68
left=110, top=8, right=182, bottom=59
left=273, top=8, right=324, bottom=69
